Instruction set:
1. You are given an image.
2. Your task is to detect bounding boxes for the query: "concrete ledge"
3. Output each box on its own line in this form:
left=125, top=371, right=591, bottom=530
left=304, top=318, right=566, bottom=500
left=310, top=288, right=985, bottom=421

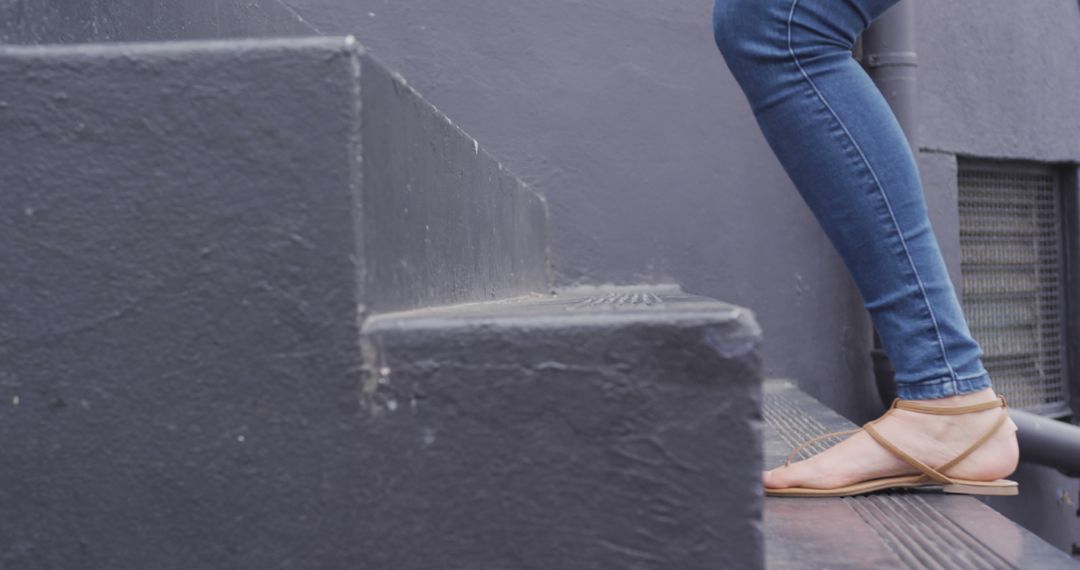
left=358, top=284, right=765, bottom=569
left=0, top=35, right=549, bottom=317
left=0, top=0, right=316, bottom=44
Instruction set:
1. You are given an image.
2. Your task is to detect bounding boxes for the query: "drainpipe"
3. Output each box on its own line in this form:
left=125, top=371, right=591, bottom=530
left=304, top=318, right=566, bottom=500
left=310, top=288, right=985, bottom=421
left=860, top=2, right=920, bottom=150
left=1009, top=409, right=1080, bottom=477
left=858, top=1, right=919, bottom=408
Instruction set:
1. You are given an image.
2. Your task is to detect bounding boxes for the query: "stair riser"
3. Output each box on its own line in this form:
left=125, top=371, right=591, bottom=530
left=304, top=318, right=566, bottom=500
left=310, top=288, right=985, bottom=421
left=359, top=309, right=764, bottom=568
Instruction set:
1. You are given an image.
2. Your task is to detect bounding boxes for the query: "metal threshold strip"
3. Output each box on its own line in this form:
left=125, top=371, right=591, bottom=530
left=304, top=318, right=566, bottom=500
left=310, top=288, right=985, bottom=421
left=762, top=379, right=1080, bottom=569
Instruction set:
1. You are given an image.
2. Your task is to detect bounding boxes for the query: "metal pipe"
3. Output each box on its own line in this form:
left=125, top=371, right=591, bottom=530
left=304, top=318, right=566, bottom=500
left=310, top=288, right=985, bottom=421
left=862, top=1, right=919, bottom=409
left=860, top=1, right=919, bottom=150
left=1009, top=409, right=1080, bottom=476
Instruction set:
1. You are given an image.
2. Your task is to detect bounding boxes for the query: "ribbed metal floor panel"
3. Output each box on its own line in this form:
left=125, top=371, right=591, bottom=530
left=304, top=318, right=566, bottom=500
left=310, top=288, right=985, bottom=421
left=763, top=379, right=1080, bottom=570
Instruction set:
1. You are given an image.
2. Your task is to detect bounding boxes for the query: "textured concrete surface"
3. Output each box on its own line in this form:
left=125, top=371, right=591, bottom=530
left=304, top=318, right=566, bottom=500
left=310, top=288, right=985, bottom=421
left=979, top=462, right=1080, bottom=560
left=359, top=53, right=551, bottom=314
left=360, top=284, right=765, bottom=569
left=0, top=37, right=368, bottom=570
left=0, top=0, right=315, bottom=43
left=0, top=36, right=549, bottom=316
left=0, top=37, right=547, bottom=568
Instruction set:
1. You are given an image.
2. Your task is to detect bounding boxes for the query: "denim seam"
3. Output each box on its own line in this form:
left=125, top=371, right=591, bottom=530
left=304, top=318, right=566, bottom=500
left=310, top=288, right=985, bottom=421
left=912, top=372, right=989, bottom=387
left=785, top=0, right=962, bottom=391
left=898, top=369, right=989, bottom=392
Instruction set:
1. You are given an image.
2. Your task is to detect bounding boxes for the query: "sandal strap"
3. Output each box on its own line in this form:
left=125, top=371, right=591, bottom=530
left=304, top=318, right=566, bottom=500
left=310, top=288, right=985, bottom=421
left=894, top=394, right=1007, bottom=415
left=779, top=392, right=1011, bottom=485
left=936, top=405, right=1011, bottom=474
left=864, top=393, right=1010, bottom=484
left=784, top=427, right=862, bottom=467
left=863, top=421, right=955, bottom=485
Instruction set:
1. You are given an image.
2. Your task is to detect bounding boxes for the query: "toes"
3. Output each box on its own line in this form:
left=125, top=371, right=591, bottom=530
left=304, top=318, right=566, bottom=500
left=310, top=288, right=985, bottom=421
left=763, top=468, right=787, bottom=489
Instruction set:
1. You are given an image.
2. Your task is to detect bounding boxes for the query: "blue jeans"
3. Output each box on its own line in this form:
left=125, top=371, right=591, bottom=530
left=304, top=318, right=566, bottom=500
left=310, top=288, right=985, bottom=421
left=712, top=0, right=993, bottom=400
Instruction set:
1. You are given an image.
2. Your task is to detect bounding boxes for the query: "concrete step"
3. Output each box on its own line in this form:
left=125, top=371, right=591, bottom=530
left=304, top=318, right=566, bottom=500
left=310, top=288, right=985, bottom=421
left=1, top=37, right=542, bottom=570
left=0, top=0, right=316, bottom=44
left=0, top=37, right=550, bottom=325
left=0, top=35, right=765, bottom=569
left=358, top=283, right=765, bottom=568
left=763, top=379, right=1080, bottom=570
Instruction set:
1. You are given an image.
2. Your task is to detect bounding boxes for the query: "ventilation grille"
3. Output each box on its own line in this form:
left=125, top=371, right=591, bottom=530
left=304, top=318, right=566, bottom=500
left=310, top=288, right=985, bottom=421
left=958, top=161, right=1069, bottom=416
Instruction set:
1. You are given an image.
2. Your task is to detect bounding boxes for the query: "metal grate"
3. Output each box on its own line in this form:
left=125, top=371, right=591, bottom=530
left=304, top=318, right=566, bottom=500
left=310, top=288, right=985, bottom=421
left=957, top=160, right=1070, bottom=416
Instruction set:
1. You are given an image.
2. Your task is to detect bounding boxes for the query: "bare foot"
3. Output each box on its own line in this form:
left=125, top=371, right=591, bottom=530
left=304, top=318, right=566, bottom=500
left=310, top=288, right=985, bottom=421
left=764, top=387, right=1020, bottom=490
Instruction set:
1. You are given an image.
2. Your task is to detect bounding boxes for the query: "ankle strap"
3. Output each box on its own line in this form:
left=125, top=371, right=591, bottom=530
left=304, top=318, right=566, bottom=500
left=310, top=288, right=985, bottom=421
left=892, top=393, right=1007, bottom=415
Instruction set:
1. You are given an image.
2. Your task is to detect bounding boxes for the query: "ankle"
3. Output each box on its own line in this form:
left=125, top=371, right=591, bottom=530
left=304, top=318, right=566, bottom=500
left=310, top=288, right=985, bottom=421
left=903, top=386, right=997, bottom=406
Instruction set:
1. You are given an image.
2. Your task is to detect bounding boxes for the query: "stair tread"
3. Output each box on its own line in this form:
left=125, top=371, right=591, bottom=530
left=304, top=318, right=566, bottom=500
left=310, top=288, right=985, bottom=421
left=763, top=379, right=1080, bottom=569
left=364, top=283, right=748, bottom=324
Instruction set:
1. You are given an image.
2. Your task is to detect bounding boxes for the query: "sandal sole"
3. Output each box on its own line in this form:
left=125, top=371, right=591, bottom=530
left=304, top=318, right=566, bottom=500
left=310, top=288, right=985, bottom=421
left=765, top=475, right=1019, bottom=498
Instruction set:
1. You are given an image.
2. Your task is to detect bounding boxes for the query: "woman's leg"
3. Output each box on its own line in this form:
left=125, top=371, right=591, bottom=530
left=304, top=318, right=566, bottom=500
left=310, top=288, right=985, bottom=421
left=714, top=0, right=989, bottom=399
left=711, top=0, right=1019, bottom=488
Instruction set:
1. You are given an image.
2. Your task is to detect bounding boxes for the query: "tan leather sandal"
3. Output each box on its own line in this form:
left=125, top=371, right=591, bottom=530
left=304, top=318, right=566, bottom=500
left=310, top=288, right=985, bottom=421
left=765, top=393, right=1019, bottom=497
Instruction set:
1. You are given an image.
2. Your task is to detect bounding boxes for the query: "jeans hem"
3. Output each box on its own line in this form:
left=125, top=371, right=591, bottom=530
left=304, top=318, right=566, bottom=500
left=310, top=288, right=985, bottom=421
left=895, top=371, right=993, bottom=400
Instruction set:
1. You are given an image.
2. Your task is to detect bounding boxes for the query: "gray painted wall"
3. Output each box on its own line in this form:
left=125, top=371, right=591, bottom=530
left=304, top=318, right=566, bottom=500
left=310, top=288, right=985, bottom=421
left=225, top=0, right=1080, bottom=422
left=917, top=0, right=1080, bottom=164
left=3, top=0, right=1077, bottom=422
left=261, top=0, right=887, bottom=421
left=272, top=0, right=1080, bottom=422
